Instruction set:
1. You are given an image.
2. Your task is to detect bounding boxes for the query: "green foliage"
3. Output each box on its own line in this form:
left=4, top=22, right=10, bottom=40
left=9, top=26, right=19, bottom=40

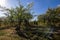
left=0, top=1, right=60, bottom=40
left=38, top=7, right=60, bottom=27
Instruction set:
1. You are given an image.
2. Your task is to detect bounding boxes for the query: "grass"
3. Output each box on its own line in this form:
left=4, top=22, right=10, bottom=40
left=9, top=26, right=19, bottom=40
left=0, top=27, right=59, bottom=40
left=0, top=28, right=21, bottom=40
left=0, top=28, right=28, bottom=40
left=0, top=30, right=7, bottom=36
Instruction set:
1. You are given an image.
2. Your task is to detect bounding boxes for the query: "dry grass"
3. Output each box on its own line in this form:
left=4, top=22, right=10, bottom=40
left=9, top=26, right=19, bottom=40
left=0, top=28, right=21, bottom=40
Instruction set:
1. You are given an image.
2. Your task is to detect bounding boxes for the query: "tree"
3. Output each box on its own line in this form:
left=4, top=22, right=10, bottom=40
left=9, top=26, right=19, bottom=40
left=0, top=1, right=33, bottom=39
left=38, top=7, right=60, bottom=27
left=37, top=7, right=60, bottom=40
left=46, top=7, right=60, bottom=27
left=38, top=14, right=47, bottom=27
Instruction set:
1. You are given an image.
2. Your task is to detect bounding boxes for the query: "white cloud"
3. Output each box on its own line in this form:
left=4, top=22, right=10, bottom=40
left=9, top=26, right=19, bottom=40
left=0, top=0, right=10, bottom=17
left=57, top=4, right=60, bottom=7
left=0, top=0, right=8, bottom=7
left=0, top=0, right=11, bottom=8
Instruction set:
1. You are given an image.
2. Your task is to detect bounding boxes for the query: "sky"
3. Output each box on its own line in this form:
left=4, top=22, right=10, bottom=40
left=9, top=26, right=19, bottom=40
left=0, top=0, right=60, bottom=19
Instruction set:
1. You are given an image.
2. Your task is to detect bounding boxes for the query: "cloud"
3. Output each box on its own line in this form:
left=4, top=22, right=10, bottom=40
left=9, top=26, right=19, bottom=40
left=0, top=0, right=10, bottom=8
left=0, top=0, right=7, bottom=6
left=0, top=0, right=10, bottom=17
left=57, top=4, right=60, bottom=7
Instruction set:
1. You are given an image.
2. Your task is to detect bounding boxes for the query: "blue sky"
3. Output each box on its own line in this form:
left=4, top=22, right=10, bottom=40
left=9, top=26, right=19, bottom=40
left=8, top=0, right=60, bottom=15
left=0, top=0, right=60, bottom=19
